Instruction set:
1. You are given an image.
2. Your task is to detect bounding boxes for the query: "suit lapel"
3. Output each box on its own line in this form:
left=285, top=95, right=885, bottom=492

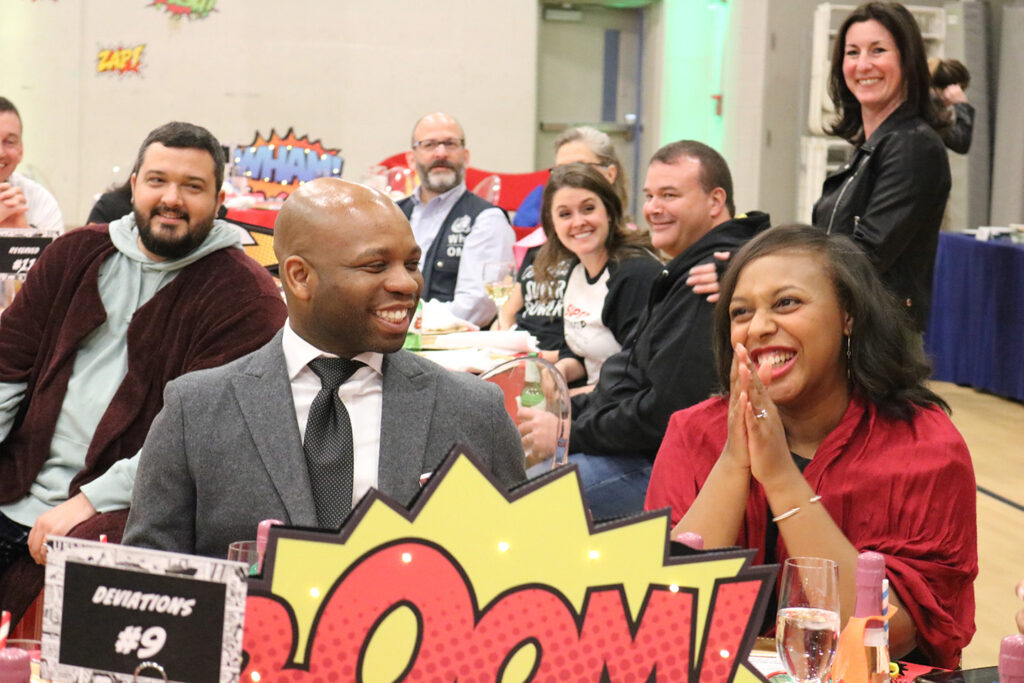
left=379, top=351, right=435, bottom=502
left=231, top=332, right=318, bottom=526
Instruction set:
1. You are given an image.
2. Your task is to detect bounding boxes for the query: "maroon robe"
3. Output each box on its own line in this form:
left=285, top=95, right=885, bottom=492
left=0, top=223, right=286, bottom=500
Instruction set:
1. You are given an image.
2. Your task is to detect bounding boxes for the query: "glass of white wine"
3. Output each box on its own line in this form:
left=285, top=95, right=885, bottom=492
left=776, top=557, right=840, bottom=683
left=482, top=261, right=516, bottom=310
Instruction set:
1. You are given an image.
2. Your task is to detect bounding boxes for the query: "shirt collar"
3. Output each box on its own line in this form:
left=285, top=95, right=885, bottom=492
left=411, top=181, right=467, bottom=208
left=282, top=319, right=384, bottom=380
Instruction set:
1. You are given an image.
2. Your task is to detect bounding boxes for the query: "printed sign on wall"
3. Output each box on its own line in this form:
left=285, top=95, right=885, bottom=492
left=97, top=45, right=146, bottom=75
left=147, top=0, right=217, bottom=20
left=231, top=129, right=344, bottom=199
left=242, top=450, right=775, bottom=681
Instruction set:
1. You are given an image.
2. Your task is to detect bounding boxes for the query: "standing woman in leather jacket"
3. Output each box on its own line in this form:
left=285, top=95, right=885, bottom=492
left=812, top=1, right=950, bottom=331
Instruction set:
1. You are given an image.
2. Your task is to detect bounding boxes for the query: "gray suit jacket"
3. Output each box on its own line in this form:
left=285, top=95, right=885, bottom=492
left=123, top=331, right=526, bottom=558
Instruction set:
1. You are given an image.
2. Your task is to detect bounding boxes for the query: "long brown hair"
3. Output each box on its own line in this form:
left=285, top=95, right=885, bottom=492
left=533, top=163, right=652, bottom=298
left=826, top=2, right=947, bottom=144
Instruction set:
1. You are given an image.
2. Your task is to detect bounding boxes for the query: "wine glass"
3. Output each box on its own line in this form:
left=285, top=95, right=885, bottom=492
left=776, top=557, right=840, bottom=683
left=482, top=261, right=516, bottom=310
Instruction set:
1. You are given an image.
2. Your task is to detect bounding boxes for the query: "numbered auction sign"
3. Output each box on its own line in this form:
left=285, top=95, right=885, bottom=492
left=43, top=538, right=247, bottom=683
left=0, top=230, right=56, bottom=279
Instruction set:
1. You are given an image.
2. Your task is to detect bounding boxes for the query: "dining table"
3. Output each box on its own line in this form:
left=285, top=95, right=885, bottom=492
left=925, top=232, right=1024, bottom=402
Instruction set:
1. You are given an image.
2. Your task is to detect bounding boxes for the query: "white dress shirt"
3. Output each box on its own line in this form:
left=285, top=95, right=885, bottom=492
left=407, top=183, right=514, bottom=326
left=281, top=320, right=383, bottom=505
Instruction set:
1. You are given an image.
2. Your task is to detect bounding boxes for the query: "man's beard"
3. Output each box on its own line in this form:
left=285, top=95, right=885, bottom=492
left=415, top=159, right=465, bottom=195
left=134, top=204, right=215, bottom=260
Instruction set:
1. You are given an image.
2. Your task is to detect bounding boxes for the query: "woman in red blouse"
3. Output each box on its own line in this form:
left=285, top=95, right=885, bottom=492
left=645, top=225, right=976, bottom=667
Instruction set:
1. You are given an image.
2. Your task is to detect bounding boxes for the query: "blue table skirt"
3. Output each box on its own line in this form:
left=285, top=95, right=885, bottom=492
left=925, top=232, right=1024, bottom=401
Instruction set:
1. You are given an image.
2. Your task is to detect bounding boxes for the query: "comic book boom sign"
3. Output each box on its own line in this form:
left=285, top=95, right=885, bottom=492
left=241, top=451, right=775, bottom=681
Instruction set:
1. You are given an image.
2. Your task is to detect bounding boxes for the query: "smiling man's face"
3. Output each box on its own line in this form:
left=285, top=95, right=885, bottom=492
left=0, top=111, right=24, bottom=184
left=131, top=142, right=223, bottom=261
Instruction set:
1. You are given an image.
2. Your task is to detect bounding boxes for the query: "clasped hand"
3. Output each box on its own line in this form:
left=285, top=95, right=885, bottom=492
left=722, top=343, right=797, bottom=489
left=0, top=182, right=30, bottom=228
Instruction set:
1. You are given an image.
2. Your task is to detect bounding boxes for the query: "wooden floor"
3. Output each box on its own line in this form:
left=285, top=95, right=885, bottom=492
left=929, top=381, right=1024, bottom=668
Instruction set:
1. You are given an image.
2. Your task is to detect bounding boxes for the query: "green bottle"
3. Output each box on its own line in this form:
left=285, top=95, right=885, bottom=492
left=520, top=360, right=547, bottom=411
left=403, top=300, right=423, bottom=350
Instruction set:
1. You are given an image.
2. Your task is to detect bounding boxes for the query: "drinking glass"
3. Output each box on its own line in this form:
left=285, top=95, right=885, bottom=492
left=482, top=261, right=516, bottom=310
left=776, top=557, right=840, bottom=683
left=227, top=540, right=260, bottom=576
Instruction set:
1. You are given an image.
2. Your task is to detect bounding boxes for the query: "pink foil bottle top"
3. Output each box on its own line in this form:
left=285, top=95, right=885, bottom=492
left=1001, top=634, right=1024, bottom=683
left=0, top=648, right=30, bottom=683
left=854, top=551, right=886, bottom=618
left=256, top=518, right=283, bottom=572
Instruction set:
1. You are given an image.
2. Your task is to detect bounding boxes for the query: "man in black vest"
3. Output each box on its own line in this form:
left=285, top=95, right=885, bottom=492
left=398, top=112, right=514, bottom=327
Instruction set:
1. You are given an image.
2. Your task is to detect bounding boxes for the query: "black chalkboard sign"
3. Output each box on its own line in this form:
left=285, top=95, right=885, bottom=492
left=0, top=234, right=54, bottom=278
left=44, top=539, right=247, bottom=683
left=59, top=561, right=227, bottom=682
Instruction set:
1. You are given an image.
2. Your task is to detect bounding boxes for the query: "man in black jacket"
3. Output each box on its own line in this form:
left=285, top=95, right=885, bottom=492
left=522, top=141, right=769, bottom=518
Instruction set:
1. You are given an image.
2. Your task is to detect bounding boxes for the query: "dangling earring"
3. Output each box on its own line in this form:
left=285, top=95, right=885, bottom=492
left=846, top=334, right=852, bottom=381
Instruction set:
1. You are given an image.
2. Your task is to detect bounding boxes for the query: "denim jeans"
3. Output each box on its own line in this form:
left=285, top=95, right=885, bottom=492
left=568, top=453, right=653, bottom=521
left=0, top=512, right=31, bottom=578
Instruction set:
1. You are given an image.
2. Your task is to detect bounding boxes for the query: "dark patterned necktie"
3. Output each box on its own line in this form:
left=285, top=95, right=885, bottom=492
left=304, top=357, right=364, bottom=528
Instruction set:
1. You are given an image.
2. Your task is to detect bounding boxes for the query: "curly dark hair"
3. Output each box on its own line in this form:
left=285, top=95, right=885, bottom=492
left=132, top=121, right=226, bottom=192
left=533, top=163, right=653, bottom=298
left=712, top=224, right=948, bottom=420
left=826, top=2, right=947, bottom=144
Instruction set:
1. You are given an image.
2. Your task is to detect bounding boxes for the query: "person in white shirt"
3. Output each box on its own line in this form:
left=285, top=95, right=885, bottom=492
left=397, top=112, right=514, bottom=327
left=0, top=97, right=63, bottom=232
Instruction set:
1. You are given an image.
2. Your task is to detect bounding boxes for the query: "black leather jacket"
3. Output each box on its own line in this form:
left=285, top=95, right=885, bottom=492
left=812, top=104, right=950, bottom=330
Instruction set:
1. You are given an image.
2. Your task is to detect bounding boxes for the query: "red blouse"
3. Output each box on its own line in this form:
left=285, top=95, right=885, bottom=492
left=645, top=393, right=977, bottom=668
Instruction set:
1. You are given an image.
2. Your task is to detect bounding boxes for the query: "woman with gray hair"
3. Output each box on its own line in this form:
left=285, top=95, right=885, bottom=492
left=498, top=127, right=631, bottom=357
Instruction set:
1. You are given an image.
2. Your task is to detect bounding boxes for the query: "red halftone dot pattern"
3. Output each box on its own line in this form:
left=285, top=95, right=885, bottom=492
left=242, top=542, right=476, bottom=681
left=469, top=588, right=579, bottom=680
left=241, top=596, right=295, bottom=680
left=242, top=542, right=765, bottom=681
left=698, top=580, right=762, bottom=683
left=580, top=589, right=694, bottom=681
left=323, top=542, right=473, bottom=680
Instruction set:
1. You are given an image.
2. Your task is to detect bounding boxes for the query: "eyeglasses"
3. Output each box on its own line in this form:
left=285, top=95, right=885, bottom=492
left=548, top=161, right=609, bottom=172
left=412, top=138, right=464, bottom=153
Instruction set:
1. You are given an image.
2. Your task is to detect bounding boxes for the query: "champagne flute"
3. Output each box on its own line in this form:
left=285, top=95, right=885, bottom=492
left=482, top=261, right=515, bottom=310
left=776, top=557, right=841, bottom=683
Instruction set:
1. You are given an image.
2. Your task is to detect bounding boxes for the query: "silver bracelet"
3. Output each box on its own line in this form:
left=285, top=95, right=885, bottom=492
left=771, top=495, right=823, bottom=523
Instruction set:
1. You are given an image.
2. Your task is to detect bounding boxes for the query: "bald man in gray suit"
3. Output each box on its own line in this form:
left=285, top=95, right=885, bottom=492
left=123, top=178, right=525, bottom=558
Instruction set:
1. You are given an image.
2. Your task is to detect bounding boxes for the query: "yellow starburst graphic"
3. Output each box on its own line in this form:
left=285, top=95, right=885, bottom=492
left=241, top=449, right=774, bottom=681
